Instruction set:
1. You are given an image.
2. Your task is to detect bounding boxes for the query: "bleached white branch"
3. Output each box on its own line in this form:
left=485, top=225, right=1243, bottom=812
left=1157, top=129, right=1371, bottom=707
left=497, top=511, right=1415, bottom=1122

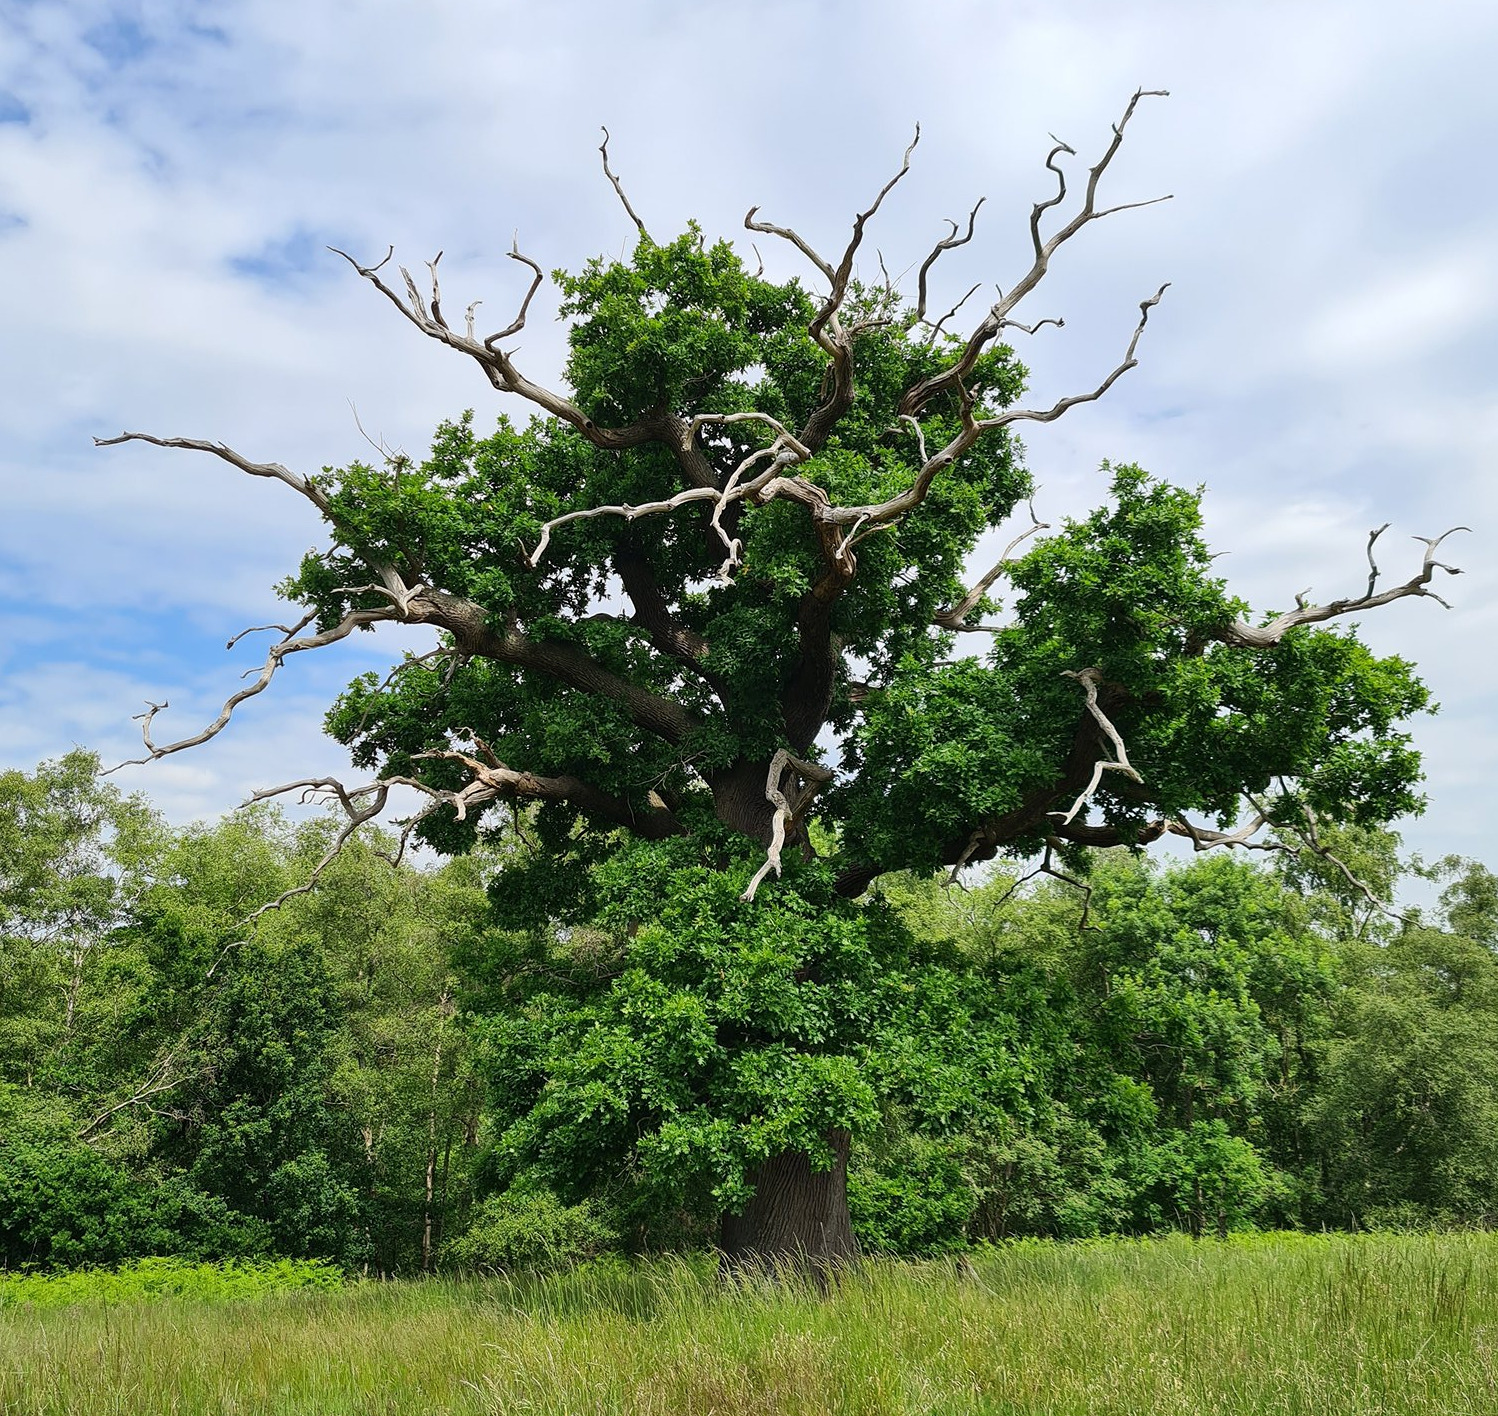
left=1049, top=667, right=1143, bottom=827
left=742, top=749, right=834, bottom=901
left=105, top=605, right=399, bottom=774
left=935, top=501, right=1050, bottom=631
left=1218, top=525, right=1469, bottom=648
left=93, top=433, right=334, bottom=514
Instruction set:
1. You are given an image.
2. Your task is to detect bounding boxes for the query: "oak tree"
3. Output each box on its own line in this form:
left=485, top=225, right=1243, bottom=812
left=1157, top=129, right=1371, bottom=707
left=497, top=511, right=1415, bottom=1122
left=101, top=93, right=1460, bottom=1267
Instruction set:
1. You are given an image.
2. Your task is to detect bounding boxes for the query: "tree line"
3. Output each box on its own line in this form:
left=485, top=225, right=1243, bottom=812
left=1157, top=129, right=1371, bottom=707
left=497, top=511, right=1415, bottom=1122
left=3, top=750, right=1495, bottom=1273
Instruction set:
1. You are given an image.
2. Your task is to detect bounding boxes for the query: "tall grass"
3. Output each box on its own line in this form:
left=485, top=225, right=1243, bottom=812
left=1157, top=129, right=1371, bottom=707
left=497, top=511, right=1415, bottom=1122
left=3, top=1233, right=1497, bottom=1414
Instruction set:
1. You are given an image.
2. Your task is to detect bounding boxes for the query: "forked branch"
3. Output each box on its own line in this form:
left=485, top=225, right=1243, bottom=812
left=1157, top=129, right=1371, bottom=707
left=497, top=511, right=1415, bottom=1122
left=900, top=88, right=1169, bottom=420
left=1217, top=525, right=1469, bottom=648
left=1049, top=668, right=1143, bottom=827
left=106, top=604, right=399, bottom=773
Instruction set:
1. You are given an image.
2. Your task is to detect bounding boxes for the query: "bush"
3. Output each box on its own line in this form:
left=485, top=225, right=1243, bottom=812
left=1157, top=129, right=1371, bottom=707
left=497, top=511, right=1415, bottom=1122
left=441, top=1190, right=616, bottom=1274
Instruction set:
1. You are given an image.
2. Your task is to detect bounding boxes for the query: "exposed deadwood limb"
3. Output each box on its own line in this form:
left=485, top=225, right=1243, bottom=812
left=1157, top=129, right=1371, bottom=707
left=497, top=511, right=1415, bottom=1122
left=747, top=127, right=919, bottom=452
left=935, top=501, right=1050, bottom=630
left=759, top=284, right=1164, bottom=549
left=1049, top=667, right=1143, bottom=826
left=900, top=89, right=1169, bottom=420
left=485, top=242, right=546, bottom=346
left=226, top=613, right=317, bottom=650
left=78, top=1042, right=197, bottom=1140
left=527, top=486, right=721, bottom=567
left=94, top=433, right=334, bottom=515
left=330, top=244, right=668, bottom=454
left=105, top=606, right=398, bottom=774
left=974, top=284, right=1168, bottom=432
left=1217, top=526, right=1469, bottom=648
left=913, top=198, right=985, bottom=326
left=742, top=750, right=834, bottom=901
left=599, top=127, right=650, bottom=240
left=689, top=410, right=811, bottom=460
left=241, top=777, right=395, bottom=920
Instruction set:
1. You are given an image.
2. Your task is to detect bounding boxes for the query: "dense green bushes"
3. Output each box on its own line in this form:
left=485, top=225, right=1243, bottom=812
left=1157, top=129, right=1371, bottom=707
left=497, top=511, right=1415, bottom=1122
left=5, top=751, right=1498, bottom=1274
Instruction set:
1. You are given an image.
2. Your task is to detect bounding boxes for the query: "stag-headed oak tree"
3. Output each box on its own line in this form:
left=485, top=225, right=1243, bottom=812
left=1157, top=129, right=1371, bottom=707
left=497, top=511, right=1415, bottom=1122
left=102, top=93, right=1461, bottom=1267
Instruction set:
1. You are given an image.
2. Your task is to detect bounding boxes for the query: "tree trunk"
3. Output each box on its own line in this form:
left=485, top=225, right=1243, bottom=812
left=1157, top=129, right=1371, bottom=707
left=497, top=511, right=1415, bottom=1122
left=718, top=1129, right=858, bottom=1277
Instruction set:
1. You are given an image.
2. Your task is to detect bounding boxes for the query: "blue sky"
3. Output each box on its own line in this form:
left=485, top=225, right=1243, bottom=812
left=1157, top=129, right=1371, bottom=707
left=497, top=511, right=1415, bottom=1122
left=1, top=0, right=1495, bottom=869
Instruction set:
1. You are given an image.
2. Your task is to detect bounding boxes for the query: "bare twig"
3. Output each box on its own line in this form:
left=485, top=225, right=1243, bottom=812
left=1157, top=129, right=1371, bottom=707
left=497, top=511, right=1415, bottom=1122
left=599, top=127, right=650, bottom=241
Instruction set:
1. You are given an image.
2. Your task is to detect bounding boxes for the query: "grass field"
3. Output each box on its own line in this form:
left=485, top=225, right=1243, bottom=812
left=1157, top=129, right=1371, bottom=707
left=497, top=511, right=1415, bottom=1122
left=3, top=1234, right=1497, bottom=1414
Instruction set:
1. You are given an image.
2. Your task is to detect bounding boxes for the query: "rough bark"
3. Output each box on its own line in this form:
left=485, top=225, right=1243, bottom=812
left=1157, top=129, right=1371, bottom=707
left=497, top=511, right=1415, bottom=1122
left=718, top=1129, right=858, bottom=1275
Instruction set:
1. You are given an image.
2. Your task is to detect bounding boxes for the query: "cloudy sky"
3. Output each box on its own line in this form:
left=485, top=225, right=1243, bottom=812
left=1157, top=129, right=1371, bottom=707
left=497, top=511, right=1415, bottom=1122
left=1, top=0, right=1494, bottom=872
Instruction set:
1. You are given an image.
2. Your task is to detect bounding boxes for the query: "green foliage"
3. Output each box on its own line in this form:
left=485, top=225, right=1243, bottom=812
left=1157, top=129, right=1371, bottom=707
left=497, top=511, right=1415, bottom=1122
left=472, top=845, right=910, bottom=1239
left=0, top=1256, right=341, bottom=1309
left=441, top=1190, right=615, bottom=1274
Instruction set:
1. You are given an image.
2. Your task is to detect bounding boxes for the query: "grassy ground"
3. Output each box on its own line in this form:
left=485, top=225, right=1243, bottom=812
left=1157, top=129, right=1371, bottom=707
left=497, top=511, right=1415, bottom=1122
left=3, top=1233, right=1497, bottom=1414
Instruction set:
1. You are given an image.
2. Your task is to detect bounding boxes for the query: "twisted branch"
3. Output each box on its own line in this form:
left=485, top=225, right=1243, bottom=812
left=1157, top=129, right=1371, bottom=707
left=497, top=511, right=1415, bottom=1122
left=599, top=127, right=650, bottom=240
left=105, top=604, right=399, bottom=774
left=742, top=750, right=834, bottom=901
left=1049, top=668, right=1143, bottom=827
left=900, top=88, right=1169, bottom=420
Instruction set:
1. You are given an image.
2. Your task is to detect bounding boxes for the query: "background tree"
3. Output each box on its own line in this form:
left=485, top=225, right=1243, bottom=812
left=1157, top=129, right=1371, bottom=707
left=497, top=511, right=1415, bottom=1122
left=98, top=94, right=1460, bottom=1267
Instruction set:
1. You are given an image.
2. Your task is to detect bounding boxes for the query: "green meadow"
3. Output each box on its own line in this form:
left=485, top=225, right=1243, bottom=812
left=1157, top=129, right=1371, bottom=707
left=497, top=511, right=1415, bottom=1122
left=4, top=1234, right=1497, bottom=1415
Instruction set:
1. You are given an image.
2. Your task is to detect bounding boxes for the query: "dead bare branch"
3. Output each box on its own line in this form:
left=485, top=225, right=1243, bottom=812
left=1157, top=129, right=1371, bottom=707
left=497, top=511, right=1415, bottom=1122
left=1218, top=526, right=1469, bottom=649
left=913, top=198, right=985, bottom=326
left=105, top=605, right=399, bottom=774
left=975, top=284, right=1168, bottom=432
left=1049, top=668, right=1143, bottom=827
left=599, top=127, right=650, bottom=241
left=935, top=501, right=1050, bottom=630
left=900, top=88, right=1169, bottom=421
left=94, top=433, right=334, bottom=515
left=742, top=750, right=834, bottom=901
left=226, top=613, right=316, bottom=651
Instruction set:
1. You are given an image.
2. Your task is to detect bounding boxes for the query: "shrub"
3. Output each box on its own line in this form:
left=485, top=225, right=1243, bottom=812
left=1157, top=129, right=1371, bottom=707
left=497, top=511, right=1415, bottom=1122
left=441, top=1190, right=616, bottom=1274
